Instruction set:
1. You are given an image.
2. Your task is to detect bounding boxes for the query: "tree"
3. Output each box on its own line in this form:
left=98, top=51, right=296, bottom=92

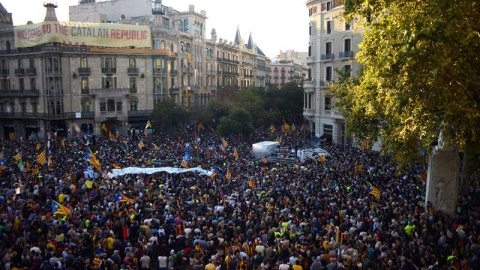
left=217, top=108, right=254, bottom=137
left=331, top=0, right=480, bottom=176
left=150, top=98, right=189, bottom=132
left=234, top=88, right=266, bottom=127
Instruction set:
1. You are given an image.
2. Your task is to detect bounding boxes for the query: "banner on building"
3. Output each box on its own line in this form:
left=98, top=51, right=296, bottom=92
left=14, top=21, right=151, bottom=48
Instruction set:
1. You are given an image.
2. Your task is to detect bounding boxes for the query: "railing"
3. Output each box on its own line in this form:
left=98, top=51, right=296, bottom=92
left=78, top=67, right=90, bottom=75
left=90, top=88, right=130, bottom=96
left=0, top=69, right=9, bottom=76
left=0, top=89, right=40, bottom=96
left=127, top=67, right=139, bottom=74
left=101, top=67, right=117, bottom=74
left=26, top=68, right=36, bottom=75
left=46, top=68, right=61, bottom=74
left=256, top=76, right=265, bottom=80
left=170, top=87, right=179, bottom=94
left=128, top=110, right=153, bottom=117
left=339, top=51, right=355, bottom=59
left=81, top=89, right=89, bottom=95
left=47, top=89, right=62, bottom=96
left=154, top=68, right=167, bottom=74
left=207, top=70, right=216, bottom=75
left=14, top=68, right=25, bottom=75
left=303, top=80, right=315, bottom=88
left=0, top=112, right=43, bottom=118
left=217, top=70, right=222, bottom=75
left=170, top=70, right=178, bottom=76
left=306, top=56, right=315, bottom=64
left=130, top=87, right=137, bottom=94
left=152, top=7, right=165, bottom=15
left=321, top=53, right=335, bottom=61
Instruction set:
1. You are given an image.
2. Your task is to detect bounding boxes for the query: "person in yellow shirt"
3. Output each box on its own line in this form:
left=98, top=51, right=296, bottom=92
left=292, top=259, right=303, bottom=270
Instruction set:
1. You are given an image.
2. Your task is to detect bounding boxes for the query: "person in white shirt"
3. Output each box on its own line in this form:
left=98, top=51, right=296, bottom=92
left=158, top=254, right=168, bottom=270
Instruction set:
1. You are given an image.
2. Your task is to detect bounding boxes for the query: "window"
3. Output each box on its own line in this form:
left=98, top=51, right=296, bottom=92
left=344, top=39, right=351, bottom=52
left=18, top=59, right=23, bottom=69
left=163, top=18, right=170, bottom=28
left=161, top=40, right=165, bottom=50
left=155, top=40, right=161, bottom=49
left=325, top=97, right=331, bottom=110
left=326, top=42, right=332, bottom=54
left=326, top=21, right=332, bottom=34
left=116, top=101, right=122, bottom=112
left=5, top=101, right=12, bottom=113
left=20, top=102, right=26, bottom=113
left=130, top=99, right=138, bottom=111
left=345, top=21, right=351, bottom=31
left=100, top=102, right=106, bottom=111
left=102, top=77, right=116, bottom=88
left=31, top=102, right=38, bottom=113
left=56, top=101, right=62, bottom=114
left=81, top=99, right=90, bottom=112
left=183, top=19, right=189, bottom=32
left=129, top=58, right=136, bottom=68
left=47, top=57, right=60, bottom=72
left=326, top=1, right=332, bottom=11
left=29, top=58, right=35, bottom=68
left=30, top=78, right=36, bottom=90
left=181, top=42, right=184, bottom=52
left=129, top=77, right=137, bottom=93
left=170, top=44, right=174, bottom=52
left=101, top=57, right=116, bottom=69
left=344, top=65, right=351, bottom=77
left=81, top=77, right=89, bottom=93
left=80, top=57, right=88, bottom=68
left=326, top=66, right=332, bottom=82
left=107, top=99, right=115, bottom=111
left=1, top=59, right=7, bottom=70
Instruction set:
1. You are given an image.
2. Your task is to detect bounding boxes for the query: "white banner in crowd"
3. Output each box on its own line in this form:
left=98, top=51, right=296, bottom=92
left=107, top=167, right=213, bottom=178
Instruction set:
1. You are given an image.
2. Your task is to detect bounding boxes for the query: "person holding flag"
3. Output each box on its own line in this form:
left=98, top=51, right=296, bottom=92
left=233, top=148, right=239, bottom=159
left=86, top=147, right=102, bottom=172
left=114, top=193, right=134, bottom=203
left=52, top=200, right=72, bottom=216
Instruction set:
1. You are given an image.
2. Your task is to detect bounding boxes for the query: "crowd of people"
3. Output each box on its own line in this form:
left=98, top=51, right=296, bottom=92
left=0, top=123, right=479, bottom=270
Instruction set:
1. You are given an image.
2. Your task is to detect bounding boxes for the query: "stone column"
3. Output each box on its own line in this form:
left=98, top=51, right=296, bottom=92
left=425, top=147, right=460, bottom=217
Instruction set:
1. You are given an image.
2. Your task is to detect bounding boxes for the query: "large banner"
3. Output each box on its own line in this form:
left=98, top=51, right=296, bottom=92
left=107, top=167, right=213, bottom=178
left=14, top=21, right=151, bottom=48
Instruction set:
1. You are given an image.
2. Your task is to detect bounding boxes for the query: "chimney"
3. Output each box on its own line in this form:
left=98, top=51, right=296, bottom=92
left=43, top=0, right=58, bottom=22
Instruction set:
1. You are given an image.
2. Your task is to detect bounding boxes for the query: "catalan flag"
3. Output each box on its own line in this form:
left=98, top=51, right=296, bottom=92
left=31, top=165, right=39, bottom=176
left=154, top=144, right=160, bottom=151
left=108, top=132, right=113, bottom=141
left=221, top=138, right=228, bottom=148
left=62, top=139, right=65, bottom=149
left=275, top=137, right=282, bottom=143
left=47, top=149, right=53, bottom=171
left=114, top=192, right=134, bottom=203
left=112, top=164, right=122, bottom=169
left=36, top=143, right=41, bottom=150
left=197, top=123, right=205, bottom=130
left=52, top=200, right=72, bottom=216
left=26, top=160, right=31, bottom=172
left=0, top=153, right=6, bottom=171
left=226, top=170, right=232, bottom=180
left=37, top=150, right=47, bottom=165
left=102, top=123, right=108, bottom=133
left=317, top=155, right=326, bottom=163
left=116, top=131, right=120, bottom=139
left=368, top=182, right=381, bottom=199
left=181, top=158, right=188, bottom=169
left=233, top=148, right=239, bottom=159
left=14, top=152, right=21, bottom=162
left=417, top=172, right=427, bottom=182
left=249, top=177, right=256, bottom=189
left=138, top=140, right=144, bottom=149
left=144, top=129, right=148, bottom=137
left=219, top=145, right=226, bottom=154
left=269, top=124, right=275, bottom=133
left=211, top=172, right=218, bottom=181
left=262, top=157, right=268, bottom=164
left=86, top=147, right=102, bottom=172
left=145, top=120, right=152, bottom=129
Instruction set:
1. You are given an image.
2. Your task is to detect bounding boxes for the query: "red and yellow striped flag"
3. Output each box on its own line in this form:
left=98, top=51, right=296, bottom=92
left=37, top=150, right=46, bottom=165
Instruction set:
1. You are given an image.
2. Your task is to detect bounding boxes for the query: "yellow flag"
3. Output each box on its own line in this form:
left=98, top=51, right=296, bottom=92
left=102, top=123, right=108, bottom=133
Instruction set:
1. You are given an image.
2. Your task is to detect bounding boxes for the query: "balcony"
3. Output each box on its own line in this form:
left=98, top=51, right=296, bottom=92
left=256, top=75, right=265, bottom=80
left=101, top=68, right=117, bottom=74
left=14, top=68, right=25, bottom=76
left=0, top=112, right=43, bottom=119
left=303, top=80, right=315, bottom=88
left=339, top=51, right=355, bottom=59
left=90, top=88, right=130, bottom=96
left=306, top=56, right=315, bottom=64
left=81, top=88, right=89, bottom=95
left=128, top=110, right=152, bottom=117
left=127, top=67, right=139, bottom=75
left=170, top=70, right=178, bottom=76
left=46, top=68, right=61, bottom=74
left=78, top=67, right=90, bottom=75
left=26, top=68, right=36, bottom=75
left=321, top=53, right=335, bottom=61
left=207, top=69, right=216, bottom=76
left=0, top=69, right=9, bottom=76
left=152, top=7, right=165, bottom=15
left=154, top=68, right=167, bottom=75
left=130, top=87, right=137, bottom=94
left=0, top=89, right=40, bottom=97
left=217, top=70, right=222, bottom=75
left=47, top=89, right=62, bottom=96
left=170, top=87, right=179, bottom=94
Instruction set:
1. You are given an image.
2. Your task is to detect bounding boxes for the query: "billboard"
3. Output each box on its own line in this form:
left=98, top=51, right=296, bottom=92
left=14, top=21, right=151, bottom=48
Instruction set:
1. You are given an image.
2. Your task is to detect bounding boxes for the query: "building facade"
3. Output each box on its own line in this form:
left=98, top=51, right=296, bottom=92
left=0, top=0, right=270, bottom=139
left=304, top=0, right=363, bottom=143
left=269, top=60, right=305, bottom=88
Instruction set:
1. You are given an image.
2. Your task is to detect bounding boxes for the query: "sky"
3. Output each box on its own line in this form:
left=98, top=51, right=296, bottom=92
left=1, top=0, right=309, bottom=59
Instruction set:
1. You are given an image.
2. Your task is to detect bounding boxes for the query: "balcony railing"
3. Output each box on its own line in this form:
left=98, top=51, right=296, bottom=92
left=78, top=67, right=90, bottom=75
left=14, top=68, right=25, bottom=75
left=154, top=68, right=167, bottom=74
left=130, top=87, right=137, bottom=94
left=256, top=76, right=265, bottom=80
left=303, top=80, right=315, bottom=88
left=152, top=7, right=165, bottom=15
left=90, top=88, right=130, bottom=96
left=170, top=87, right=179, bottom=94
left=26, top=68, right=36, bottom=75
left=128, top=110, right=153, bottom=117
left=0, top=89, right=40, bottom=97
left=321, top=53, right=335, bottom=61
left=127, top=67, right=139, bottom=75
left=0, top=69, right=9, bottom=76
left=81, top=88, right=89, bottom=95
left=207, top=70, right=216, bottom=75
left=101, top=67, right=117, bottom=74
left=46, top=68, right=61, bottom=74
left=47, top=89, right=62, bottom=96
left=339, top=51, right=355, bottom=59
left=0, top=112, right=43, bottom=118
left=170, top=70, right=178, bottom=76
left=306, top=56, right=315, bottom=64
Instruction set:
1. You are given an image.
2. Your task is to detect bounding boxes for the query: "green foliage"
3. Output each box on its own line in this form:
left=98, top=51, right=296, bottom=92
left=198, top=100, right=232, bottom=125
left=333, top=0, right=480, bottom=165
left=264, top=82, right=304, bottom=116
left=150, top=98, right=189, bottom=132
left=217, top=108, right=254, bottom=137
left=234, top=88, right=266, bottom=126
